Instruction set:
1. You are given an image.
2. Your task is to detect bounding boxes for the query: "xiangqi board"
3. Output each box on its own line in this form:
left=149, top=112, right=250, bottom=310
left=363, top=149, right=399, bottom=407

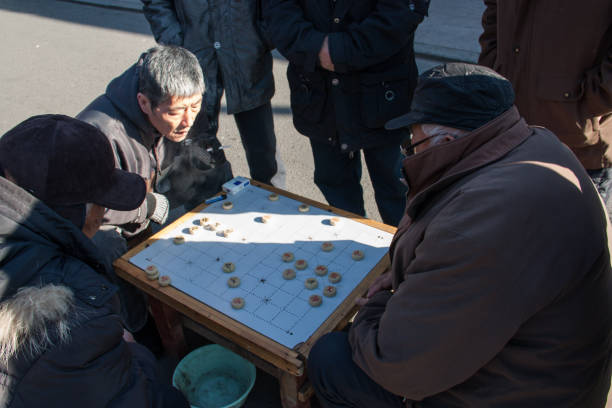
left=129, top=184, right=393, bottom=348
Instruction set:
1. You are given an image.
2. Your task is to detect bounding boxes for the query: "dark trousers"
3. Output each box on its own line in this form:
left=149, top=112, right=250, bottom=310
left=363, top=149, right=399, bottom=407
left=202, top=69, right=278, bottom=185
left=309, top=140, right=407, bottom=226
left=234, top=102, right=278, bottom=185
left=308, top=332, right=406, bottom=408
left=587, top=167, right=612, bottom=221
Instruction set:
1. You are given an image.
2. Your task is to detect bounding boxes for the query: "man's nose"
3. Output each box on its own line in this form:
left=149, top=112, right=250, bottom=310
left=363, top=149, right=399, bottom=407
left=183, top=109, right=197, bottom=127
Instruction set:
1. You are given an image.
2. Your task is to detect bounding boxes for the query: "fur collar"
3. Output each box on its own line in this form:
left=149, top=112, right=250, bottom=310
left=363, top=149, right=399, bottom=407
left=0, top=285, right=74, bottom=363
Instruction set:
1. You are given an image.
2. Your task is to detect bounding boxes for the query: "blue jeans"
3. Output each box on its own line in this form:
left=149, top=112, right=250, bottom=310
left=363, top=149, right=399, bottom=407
left=309, top=140, right=407, bottom=226
left=587, top=168, right=612, bottom=220
left=308, top=332, right=406, bottom=408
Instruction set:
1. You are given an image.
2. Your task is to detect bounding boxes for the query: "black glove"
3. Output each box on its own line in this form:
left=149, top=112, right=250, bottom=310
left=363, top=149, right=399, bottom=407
left=146, top=192, right=169, bottom=225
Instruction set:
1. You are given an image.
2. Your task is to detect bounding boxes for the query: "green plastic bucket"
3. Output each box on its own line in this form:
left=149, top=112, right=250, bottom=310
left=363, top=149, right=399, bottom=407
left=172, top=344, right=256, bottom=408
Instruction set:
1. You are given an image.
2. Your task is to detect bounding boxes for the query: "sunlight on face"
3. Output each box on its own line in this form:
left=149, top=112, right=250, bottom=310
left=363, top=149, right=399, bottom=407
left=140, top=94, right=202, bottom=142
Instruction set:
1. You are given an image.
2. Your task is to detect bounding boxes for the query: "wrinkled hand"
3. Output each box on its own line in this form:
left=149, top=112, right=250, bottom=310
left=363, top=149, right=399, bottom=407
left=355, top=271, right=393, bottom=306
left=318, top=36, right=335, bottom=72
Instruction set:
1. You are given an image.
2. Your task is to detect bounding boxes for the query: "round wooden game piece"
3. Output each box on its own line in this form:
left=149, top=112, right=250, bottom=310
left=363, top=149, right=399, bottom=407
left=204, top=223, right=216, bottom=231
left=298, top=204, right=310, bottom=213
left=304, top=278, right=318, bottom=290
left=221, top=228, right=233, bottom=238
left=268, top=193, right=279, bottom=201
left=321, top=242, right=334, bottom=252
left=329, top=217, right=340, bottom=226
left=323, top=285, right=337, bottom=297
left=144, top=265, right=158, bottom=277
left=261, top=215, right=271, bottom=224
left=158, top=275, right=171, bottom=287
left=308, top=294, right=322, bottom=307
left=222, top=201, right=234, bottom=210
left=231, top=297, right=245, bottom=309
left=295, top=259, right=308, bottom=270
left=173, top=236, right=185, bottom=245
left=222, top=262, right=236, bottom=273
left=328, top=272, right=342, bottom=284
left=314, top=265, right=328, bottom=276
left=282, top=269, right=296, bottom=280
left=227, top=276, right=241, bottom=288
left=351, top=249, right=365, bottom=261
left=281, top=252, right=294, bottom=262
left=188, top=225, right=199, bottom=234
left=200, top=217, right=209, bottom=225
left=145, top=269, right=160, bottom=280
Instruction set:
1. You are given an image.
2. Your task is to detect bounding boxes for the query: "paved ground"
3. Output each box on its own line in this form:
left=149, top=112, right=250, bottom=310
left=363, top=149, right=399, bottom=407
left=1, top=1, right=609, bottom=407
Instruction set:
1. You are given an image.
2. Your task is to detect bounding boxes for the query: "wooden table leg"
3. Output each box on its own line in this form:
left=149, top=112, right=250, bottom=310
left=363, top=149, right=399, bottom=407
left=148, top=297, right=189, bottom=358
left=279, top=370, right=311, bottom=408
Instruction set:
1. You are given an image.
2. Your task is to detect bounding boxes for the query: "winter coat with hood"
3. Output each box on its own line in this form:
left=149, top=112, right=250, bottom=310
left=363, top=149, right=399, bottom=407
left=141, top=0, right=275, bottom=115
left=0, top=177, right=188, bottom=408
left=349, top=107, right=612, bottom=406
left=77, top=62, right=232, bottom=235
left=478, top=0, right=612, bottom=170
left=261, top=0, right=428, bottom=152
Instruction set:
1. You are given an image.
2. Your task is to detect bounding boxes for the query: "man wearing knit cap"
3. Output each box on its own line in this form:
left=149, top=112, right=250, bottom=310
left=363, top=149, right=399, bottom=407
left=308, top=63, right=612, bottom=407
left=0, top=115, right=188, bottom=407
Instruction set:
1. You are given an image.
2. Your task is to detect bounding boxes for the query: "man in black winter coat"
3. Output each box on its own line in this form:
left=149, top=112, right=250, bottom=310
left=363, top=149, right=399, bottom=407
left=0, top=115, right=189, bottom=407
left=262, top=0, right=430, bottom=226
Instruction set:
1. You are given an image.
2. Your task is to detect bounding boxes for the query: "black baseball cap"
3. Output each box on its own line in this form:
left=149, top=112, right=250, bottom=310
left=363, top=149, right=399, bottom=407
left=385, top=63, right=515, bottom=131
left=0, top=114, right=146, bottom=211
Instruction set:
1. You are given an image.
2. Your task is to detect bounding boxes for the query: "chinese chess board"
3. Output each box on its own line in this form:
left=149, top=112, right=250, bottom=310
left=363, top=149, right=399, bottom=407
left=129, top=185, right=393, bottom=348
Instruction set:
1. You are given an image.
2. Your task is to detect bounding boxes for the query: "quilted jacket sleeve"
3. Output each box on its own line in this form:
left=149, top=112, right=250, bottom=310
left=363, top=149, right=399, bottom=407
left=261, top=0, right=327, bottom=72
left=141, top=0, right=184, bottom=46
left=326, top=1, right=425, bottom=73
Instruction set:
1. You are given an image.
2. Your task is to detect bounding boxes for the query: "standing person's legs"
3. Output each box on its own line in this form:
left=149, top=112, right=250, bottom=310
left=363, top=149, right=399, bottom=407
left=309, top=139, right=365, bottom=217
left=363, top=144, right=407, bottom=226
left=309, top=332, right=406, bottom=408
left=587, top=167, right=612, bottom=221
left=234, top=102, right=278, bottom=185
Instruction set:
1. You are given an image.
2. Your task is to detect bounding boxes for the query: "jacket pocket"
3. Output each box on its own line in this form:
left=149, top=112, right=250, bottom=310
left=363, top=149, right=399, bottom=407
left=535, top=74, right=592, bottom=146
left=360, top=71, right=416, bottom=129
left=287, top=65, right=327, bottom=123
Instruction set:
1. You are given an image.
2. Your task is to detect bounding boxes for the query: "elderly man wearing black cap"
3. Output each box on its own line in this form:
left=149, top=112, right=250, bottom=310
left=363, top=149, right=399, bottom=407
left=307, top=63, right=612, bottom=407
left=0, top=115, right=189, bottom=407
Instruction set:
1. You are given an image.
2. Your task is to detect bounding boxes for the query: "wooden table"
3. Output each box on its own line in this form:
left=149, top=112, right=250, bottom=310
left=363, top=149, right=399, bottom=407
left=114, top=181, right=395, bottom=408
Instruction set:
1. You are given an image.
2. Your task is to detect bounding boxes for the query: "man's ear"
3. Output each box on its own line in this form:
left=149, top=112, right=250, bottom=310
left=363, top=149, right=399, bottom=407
left=137, top=92, right=152, bottom=116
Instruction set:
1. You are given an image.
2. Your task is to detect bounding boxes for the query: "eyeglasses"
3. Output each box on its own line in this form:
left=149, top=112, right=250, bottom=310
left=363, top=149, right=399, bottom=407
left=401, top=132, right=453, bottom=157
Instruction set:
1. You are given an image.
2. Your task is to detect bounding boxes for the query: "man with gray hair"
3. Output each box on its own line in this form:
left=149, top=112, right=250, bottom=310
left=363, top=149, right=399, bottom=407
left=78, top=45, right=232, bottom=239
left=308, top=63, right=612, bottom=407
left=78, top=45, right=232, bottom=333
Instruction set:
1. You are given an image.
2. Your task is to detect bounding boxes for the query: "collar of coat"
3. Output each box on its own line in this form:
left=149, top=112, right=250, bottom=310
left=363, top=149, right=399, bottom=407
left=390, top=107, right=532, bottom=254
left=402, top=106, right=532, bottom=218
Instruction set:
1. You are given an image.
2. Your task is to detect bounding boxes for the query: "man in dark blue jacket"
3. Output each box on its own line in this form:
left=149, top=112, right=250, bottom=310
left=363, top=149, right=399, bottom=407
left=262, top=0, right=429, bottom=226
left=0, top=115, right=189, bottom=407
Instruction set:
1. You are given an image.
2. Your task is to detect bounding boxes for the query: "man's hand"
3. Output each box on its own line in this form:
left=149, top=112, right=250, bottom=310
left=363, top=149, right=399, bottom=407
left=318, top=36, right=335, bottom=72
left=355, top=271, right=393, bottom=306
left=146, top=192, right=170, bottom=224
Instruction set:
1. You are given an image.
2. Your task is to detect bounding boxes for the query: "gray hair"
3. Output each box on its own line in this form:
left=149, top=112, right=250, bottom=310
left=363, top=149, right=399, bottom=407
left=138, top=45, right=204, bottom=108
left=420, top=124, right=470, bottom=144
